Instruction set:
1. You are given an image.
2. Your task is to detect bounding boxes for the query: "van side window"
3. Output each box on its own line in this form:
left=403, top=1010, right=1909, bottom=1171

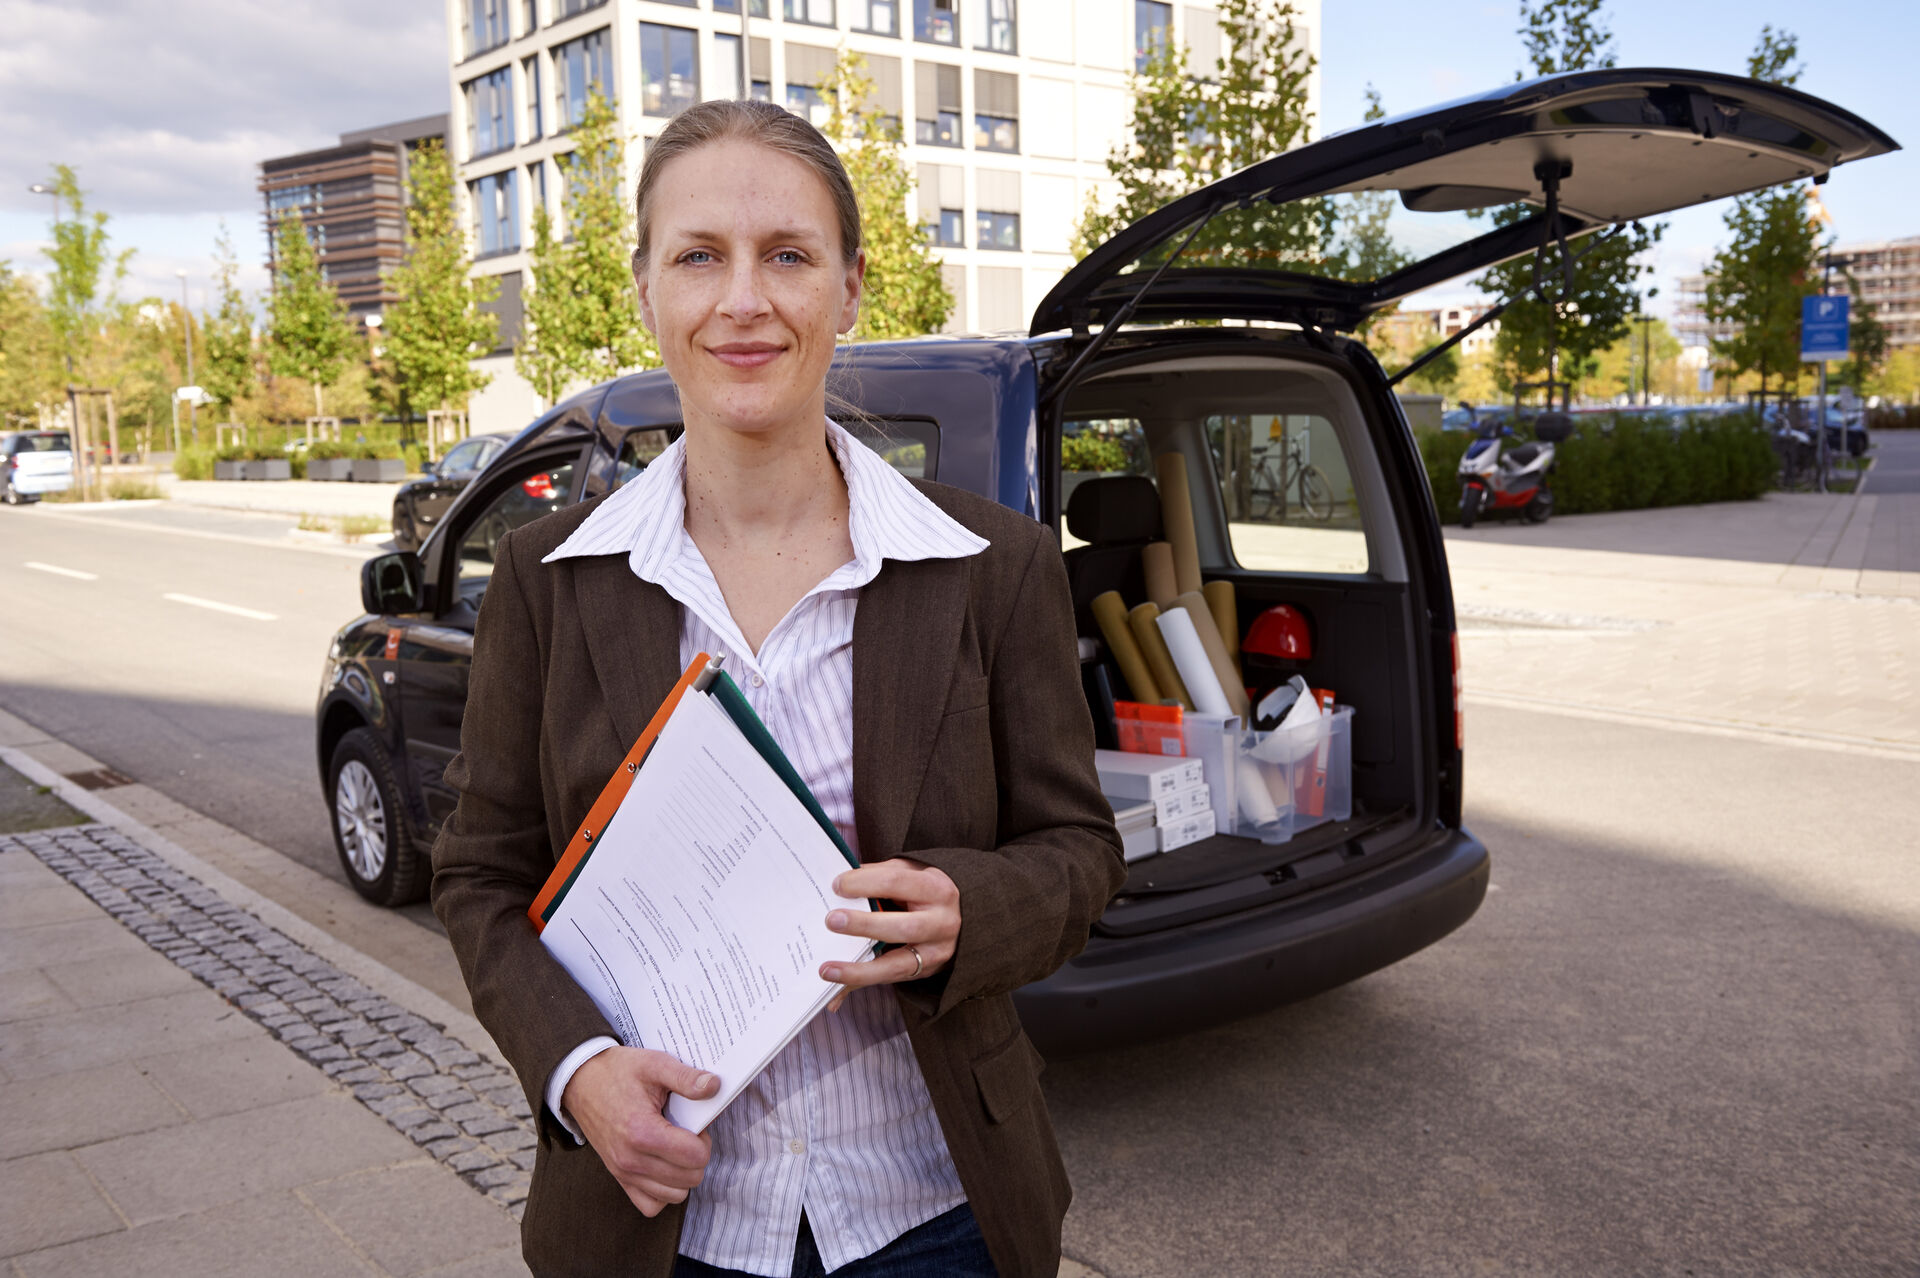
left=1207, top=413, right=1370, bottom=575
left=1059, top=417, right=1151, bottom=550
left=841, top=417, right=940, bottom=480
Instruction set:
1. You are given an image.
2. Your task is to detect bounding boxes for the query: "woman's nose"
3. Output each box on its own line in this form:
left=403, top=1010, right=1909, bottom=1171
left=716, top=260, right=771, bottom=322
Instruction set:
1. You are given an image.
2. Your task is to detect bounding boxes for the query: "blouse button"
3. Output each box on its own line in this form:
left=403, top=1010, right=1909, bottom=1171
left=789, top=1138, right=806, bottom=1155
left=750, top=673, right=765, bottom=688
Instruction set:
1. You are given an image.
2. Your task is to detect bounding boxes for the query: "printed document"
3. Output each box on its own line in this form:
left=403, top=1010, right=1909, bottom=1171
left=540, top=688, right=874, bottom=1132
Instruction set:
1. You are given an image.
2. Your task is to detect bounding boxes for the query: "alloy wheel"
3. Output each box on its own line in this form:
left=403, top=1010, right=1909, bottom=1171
left=334, top=759, right=388, bottom=882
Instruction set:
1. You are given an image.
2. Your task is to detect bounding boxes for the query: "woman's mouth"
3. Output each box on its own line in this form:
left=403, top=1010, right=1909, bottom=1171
left=709, top=342, right=784, bottom=369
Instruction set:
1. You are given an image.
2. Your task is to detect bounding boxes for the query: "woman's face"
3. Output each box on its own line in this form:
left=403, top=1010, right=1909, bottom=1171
left=636, top=138, right=863, bottom=438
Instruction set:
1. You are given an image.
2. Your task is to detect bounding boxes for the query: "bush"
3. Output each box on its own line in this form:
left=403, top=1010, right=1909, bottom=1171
left=401, top=443, right=429, bottom=475
left=1062, top=432, right=1131, bottom=472
left=308, top=439, right=350, bottom=461
left=289, top=454, right=308, bottom=480
left=215, top=443, right=248, bottom=462
left=352, top=441, right=402, bottom=461
left=1868, top=404, right=1920, bottom=431
left=107, top=477, right=162, bottom=501
left=172, top=446, right=217, bottom=480
left=1424, top=412, right=1777, bottom=525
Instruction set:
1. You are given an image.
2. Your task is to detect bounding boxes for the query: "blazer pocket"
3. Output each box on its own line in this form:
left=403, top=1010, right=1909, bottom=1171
left=944, top=674, right=990, bottom=717
left=972, top=1026, right=1044, bottom=1125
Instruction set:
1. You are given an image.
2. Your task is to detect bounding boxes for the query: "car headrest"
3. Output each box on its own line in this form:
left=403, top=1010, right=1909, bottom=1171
left=1066, top=475, right=1163, bottom=545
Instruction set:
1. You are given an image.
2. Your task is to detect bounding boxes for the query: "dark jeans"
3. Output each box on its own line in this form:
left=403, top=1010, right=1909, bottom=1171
left=673, top=1203, right=996, bottom=1278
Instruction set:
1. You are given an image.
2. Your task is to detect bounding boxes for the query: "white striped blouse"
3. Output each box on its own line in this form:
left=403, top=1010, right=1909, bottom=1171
left=541, top=418, right=988, bottom=1275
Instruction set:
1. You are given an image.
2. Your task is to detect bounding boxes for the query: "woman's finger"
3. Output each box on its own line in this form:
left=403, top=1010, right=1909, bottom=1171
left=820, top=944, right=943, bottom=990
left=834, top=861, right=956, bottom=907
left=826, top=905, right=955, bottom=946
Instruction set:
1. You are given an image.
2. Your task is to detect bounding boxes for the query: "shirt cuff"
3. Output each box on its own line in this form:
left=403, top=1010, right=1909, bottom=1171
left=545, top=1036, right=620, bottom=1145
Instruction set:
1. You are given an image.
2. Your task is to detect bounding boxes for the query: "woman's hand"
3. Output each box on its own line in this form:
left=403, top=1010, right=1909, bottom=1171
left=562, top=1047, right=718, bottom=1217
left=820, top=857, right=961, bottom=1010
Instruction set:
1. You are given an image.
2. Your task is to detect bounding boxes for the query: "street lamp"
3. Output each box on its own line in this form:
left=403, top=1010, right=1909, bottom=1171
left=177, top=270, right=198, bottom=444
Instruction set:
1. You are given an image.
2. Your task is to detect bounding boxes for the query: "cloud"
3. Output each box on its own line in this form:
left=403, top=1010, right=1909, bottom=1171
left=0, top=0, right=447, bottom=217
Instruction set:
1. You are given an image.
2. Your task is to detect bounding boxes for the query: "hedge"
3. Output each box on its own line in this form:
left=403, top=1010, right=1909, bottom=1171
left=1418, top=412, right=1777, bottom=525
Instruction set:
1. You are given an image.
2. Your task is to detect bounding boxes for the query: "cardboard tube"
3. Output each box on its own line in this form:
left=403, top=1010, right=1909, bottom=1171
left=1154, top=453, right=1205, bottom=597
left=1172, top=591, right=1251, bottom=721
left=1203, top=580, right=1241, bottom=681
left=1141, top=541, right=1179, bottom=609
left=1127, top=603, right=1192, bottom=710
left=1090, top=591, right=1160, bottom=704
left=1154, top=607, right=1231, bottom=717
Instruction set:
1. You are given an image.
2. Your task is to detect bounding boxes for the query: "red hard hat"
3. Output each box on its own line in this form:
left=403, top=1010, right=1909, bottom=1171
left=1244, top=605, right=1312, bottom=661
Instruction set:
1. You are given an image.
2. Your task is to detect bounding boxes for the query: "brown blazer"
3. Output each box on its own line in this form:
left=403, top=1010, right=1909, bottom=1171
left=431, top=478, right=1127, bottom=1278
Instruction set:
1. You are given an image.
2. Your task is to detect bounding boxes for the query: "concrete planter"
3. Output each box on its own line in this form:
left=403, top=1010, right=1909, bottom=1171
left=242, top=459, right=292, bottom=481
left=350, top=458, right=405, bottom=483
left=213, top=460, right=245, bottom=481
left=306, top=458, right=353, bottom=481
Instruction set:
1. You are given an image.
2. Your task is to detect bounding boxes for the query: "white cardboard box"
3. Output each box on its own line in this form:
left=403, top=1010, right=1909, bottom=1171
left=1156, top=807, right=1217, bottom=852
left=1120, top=826, right=1160, bottom=862
left=1095, top=750, right=1206, bottom=800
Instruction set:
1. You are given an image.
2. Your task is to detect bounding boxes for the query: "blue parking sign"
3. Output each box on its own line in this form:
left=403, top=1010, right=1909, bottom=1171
left=1801, top=294, right=1850, bottom=362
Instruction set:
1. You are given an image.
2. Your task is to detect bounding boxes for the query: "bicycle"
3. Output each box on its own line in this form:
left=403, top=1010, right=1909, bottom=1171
left=1248, top=432, right=1334, bottom=521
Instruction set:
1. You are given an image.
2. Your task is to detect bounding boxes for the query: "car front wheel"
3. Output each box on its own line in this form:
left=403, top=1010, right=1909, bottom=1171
left=327, top=727, right=425, bottom=906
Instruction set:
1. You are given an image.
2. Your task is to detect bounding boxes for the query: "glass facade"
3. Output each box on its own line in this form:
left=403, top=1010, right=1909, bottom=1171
left=784, top=0, right=834, bottom=25
left=915, top=111, right=961, bottom=146
left=786, top=84, right=829, bottom=128
left=914, top=0, right=957, bottom=44
left=1135, top=0, right=1170, bottom=71
left=976, top=209, right=1019, bottom=250
left=471, top=170, right=521, bottom=257
left=924, top=208, right=964, bottom=247
left=465, top=66, right=514, bottom=159
left=640, top=23, right=699, bottom=117
left=524, top=56, right=543, bottom=140
left=851, top=0, right=897, bottom=34
left=463, top=0, right=509, bottom=56
left=973, top=113, right=1016, bottom=152
left=555, top=0, right=608, bottom=17
left=714, top=0, right=770, bottom=13
left=554, top=27, right=613, bottom=129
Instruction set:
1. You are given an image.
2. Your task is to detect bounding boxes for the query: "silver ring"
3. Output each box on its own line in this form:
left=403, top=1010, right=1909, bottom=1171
left=907, top=945, right=924, bottom=979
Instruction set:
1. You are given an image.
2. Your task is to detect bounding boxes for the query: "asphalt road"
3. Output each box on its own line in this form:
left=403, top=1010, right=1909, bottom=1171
left=1863, top=426, right=1920, bottom=495
left=4, top=492, right=1916, bottom=1274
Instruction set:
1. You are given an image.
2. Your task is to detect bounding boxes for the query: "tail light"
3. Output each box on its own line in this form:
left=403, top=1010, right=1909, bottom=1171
left=522, top=472, right=556, bottom=500
left=1451, top=629, right=1463, bottom=751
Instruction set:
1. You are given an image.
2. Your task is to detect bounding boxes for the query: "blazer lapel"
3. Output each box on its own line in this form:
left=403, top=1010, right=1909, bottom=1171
left=568, top=554, right=683, bottom=749
left=852, top=556, right=971, bottom=862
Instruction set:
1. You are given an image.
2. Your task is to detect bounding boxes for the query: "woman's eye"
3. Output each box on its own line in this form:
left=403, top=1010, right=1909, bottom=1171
left=772, top=250, right=804, bottom=265
left=681, top=250, right=712, bottom=265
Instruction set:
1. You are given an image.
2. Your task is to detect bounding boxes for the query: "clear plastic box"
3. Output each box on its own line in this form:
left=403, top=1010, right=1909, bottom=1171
left=1230, top=706, right=1353, bottom=844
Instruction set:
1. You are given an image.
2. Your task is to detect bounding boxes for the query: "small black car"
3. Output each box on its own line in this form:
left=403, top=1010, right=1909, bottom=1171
left=318, top=69, right=1893, bottom=1053
left=390, top=432, right=514, bottom=551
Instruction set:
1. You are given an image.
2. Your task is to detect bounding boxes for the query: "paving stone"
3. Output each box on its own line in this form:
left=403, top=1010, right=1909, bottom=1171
left=458, top=1113, right=520, bottom=1138
left=413, top=1122, right=462, bottom=1146
left=448, top=1148, right=501, bottom=1173
left=471, top=1164, right=521, bottom=1190
left=429, top=1090, right=481, bottom=1114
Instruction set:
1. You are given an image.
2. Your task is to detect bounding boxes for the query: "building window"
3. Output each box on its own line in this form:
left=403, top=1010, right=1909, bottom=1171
left=785, top=43, right=837, bottom=127
left=464, top=67, right=515, bottom=159
left=976, top=210, right=1019, bottom=251
left=524, top=56, right=544, bottom=139
left=521, top=0, right=537, bottom=35
left=555, top=0, right=608, bottom=18
left=851, top=0, right=897, bottom=35
left=972, top=68, right=1017, bottom=153
left=784, top=0, right=834, bottom=25
left=640, top=23, right=698, bottom=118
left=553, top=27, right=612, bottom=130
left=471, top=170, right=521, bottom=258
left=715, top=33, right=744, bottom=101
left=925, top=208, right=963, bottom=247
left=724, top=34, right=774, bottom=101
left=965, top=0, right=1013, bottom=52
left=1135, top=0, right=1170, bottom=71
left=462, top=0, right=510, bottom=56
left=528, top=160, right=548, bottom=223
left=714, top=0, right=770, bottom=13
left=786, top=84, right=829, bottom=127
left=914, top=0, right=957, bottom=44
left=914, top=61, right=962, bottom=147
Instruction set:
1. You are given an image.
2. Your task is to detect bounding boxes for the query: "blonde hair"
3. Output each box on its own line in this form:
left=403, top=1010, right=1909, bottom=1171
left=631, top=98, right=862, bottom=272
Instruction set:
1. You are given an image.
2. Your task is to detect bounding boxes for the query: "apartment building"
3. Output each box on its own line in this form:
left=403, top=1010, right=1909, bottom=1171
left=258, top=115, right=449, bottom=321
left=445, top=0, right=1321, bottom=432
left=1675, top=237, right=1918, bottom=359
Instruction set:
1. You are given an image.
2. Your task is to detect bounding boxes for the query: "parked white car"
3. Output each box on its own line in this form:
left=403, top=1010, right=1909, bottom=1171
left=1, top=431, right=74, bottom=504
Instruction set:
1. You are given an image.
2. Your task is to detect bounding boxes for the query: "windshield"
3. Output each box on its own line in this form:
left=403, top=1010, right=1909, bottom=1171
left=12, top=433, right=72, bottom=453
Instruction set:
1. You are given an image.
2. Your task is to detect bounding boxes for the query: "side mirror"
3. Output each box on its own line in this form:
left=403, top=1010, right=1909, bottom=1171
left=362, top=551, right=425, bottom=616
left=418, top=458, right=436, bottom=476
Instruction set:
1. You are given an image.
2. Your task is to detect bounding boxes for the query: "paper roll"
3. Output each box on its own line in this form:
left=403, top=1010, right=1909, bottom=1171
left=1154, top=606, right=1232, bottom=718
left=1127, top=603, right=1192, bottom=710
left=1172, top=591, right=1251, bottom=721
left=1203, top=580, right=1241, bottom=681
left=1141, top=541, right=1179, bottom=609
left=1091, top=591, right=1160, bottom=704
left=1154, top=453, right=1205, bottom=597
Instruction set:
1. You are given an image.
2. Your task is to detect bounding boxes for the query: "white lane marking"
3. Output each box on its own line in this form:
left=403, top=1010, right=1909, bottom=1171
left=162, top=592, right=279, bottom=622
left=23, top=561, right=99, bottom=581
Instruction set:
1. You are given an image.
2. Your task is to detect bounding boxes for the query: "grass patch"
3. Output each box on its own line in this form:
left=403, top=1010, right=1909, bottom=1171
left=0, top=762, right=86, bottom=834
left=298, top=513, right=389, bottom=539
left=107, top=477, right=163, bottom=500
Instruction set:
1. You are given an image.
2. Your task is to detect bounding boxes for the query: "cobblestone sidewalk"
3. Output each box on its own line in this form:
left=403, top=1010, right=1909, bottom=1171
left=14, top=822, right=540, bottom=1220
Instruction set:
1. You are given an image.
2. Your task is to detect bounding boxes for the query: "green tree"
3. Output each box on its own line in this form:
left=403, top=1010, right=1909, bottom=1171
left=266, top=211, right=359, bottom=415
left=0, top=264, right=61, bottom=420
left=1400, top=338, right=1462, bottom=397
left=43, top=165, right=132, bottom=380
left=1833, top=285, right=1889, bottom=393
left=1476, top=0, right=1660, bottom=408
left=380, top=139, right=498, bottom=428
left=515, top=204, right=574, bottom=406
left=819, top=49, right=952, bottom=339
left=1702, top=28, right=1817, bottom=397
left=200, top=223, right=256, bottom=420
left=1074, top=0, right=1330, bottom=272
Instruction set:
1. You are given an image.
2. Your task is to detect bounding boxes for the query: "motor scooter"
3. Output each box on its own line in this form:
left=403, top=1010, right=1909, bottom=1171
left=1456, top=412, right=1568, bottom=528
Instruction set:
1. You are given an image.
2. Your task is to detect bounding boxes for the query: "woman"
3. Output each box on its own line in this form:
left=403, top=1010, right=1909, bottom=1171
left=432, top=99, right=1125, bottom=1278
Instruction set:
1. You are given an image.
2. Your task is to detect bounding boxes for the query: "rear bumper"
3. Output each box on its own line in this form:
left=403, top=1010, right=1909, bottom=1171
left=1015, top=825, right=1489, bottom=1056
left=13, top=471, right=72, bottom=494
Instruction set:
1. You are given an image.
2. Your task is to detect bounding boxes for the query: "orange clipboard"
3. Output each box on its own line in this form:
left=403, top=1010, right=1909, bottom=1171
left=527, top=652, right=714, bottom=932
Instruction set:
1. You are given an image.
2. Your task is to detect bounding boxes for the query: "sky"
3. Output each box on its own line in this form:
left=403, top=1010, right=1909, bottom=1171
left=0, top=0, right=1913, bottom=325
